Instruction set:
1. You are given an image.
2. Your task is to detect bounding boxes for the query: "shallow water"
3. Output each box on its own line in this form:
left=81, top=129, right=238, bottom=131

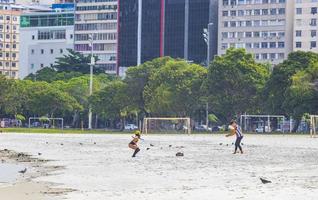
left=0, top=163, right=25, bottom=184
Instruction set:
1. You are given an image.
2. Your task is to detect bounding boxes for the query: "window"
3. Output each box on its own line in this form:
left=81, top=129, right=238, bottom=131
left=224, top=21, right=229, bottom=27
left=238, top=10, right=244, bottom=16
left=296, top=19, right=302, bottom=26
left=31, top=49, right=34, bottom=54
left=246, top=43, right=252, bottom=48
left=311, top=30, right=317, bottom=37
left=6, top=16, right=10, bottom=20
left=296, top=42, right=302, bottom=48
left=31, top=64, right=34, bottom=69
left=278, top=53, right=284, bottom=59
left=246, top=10, right=252, bottom=16
left=270, top=9, right=277, bottom=15
left=296, top=30, right=302, bottom=37
left=311, top=41, right=317, bottom=48
left=254, top=9, right=261, bottom=16
left=269, top=42, right=276, bottom=48
left=223, top=11, right=228, bottom=16
left=32, top=35, right=35, bottom=40
left=50, top=49, right=54, bottom=54
left=311, top=7, right=317, bottom=15
left=278, top=8, right=285, bottom=15
left=254, top=32, right=260, bottom=37
left=254, top=20, right=260, bottom=26
left=221, top=43, right=228, bottom=50
left=254, top=43, right=260, bottom=48
left=262, top=53, right=268, bottom=60
left=255, top=54, right=260, bottom=60
left=310, top=19, right=317, bottom=26
left=40, top=64, right=44, bottom=68
left=296, top=8, right=302, bottom=15
left=230, top=21, right=236, bottom=27
left=41, top=49, right=44, bottom=54
left=222, top=32, right=228, bottom=38
left=296, top=0, right=302, bottom=2
left=246, top=21, right=252, bottom=27
left=278, top=42, right=285, bottom=48
left=261, top=42, right=268, bottom=48
left=270, top=53, right=276, bottom=60
left=230, top=10, right=236, bottom=16
left=262, top=9, right=268, bottom=15
left=245, top=32, right=252, bottom=38
left=60, top=49, right=63, bottom=54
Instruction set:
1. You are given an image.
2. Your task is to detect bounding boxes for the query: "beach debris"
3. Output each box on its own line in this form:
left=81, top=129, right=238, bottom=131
left=60, top=143, right=64, bottom=146
left=38, top=153, right=42, bottom=156
left=18, top=168, right=27, bottom=174
left=79, top=143, right=83, bottom=146
left=176, top=152, right=184, bottom=157
left=94, top=142, right=96, bottom=145
left=169, top=145, right=172, bottom=147
left=260, top=178, right=271, bottom=184
left=146, top=148, right=150, bottom=150
left=219, top=143, right=223, bottom=145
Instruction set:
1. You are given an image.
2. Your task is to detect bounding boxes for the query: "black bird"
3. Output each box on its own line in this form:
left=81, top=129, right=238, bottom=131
left=18, top=168, right=27, bottom=174
left=79, top=143, right=83, bottom=145
left=60, top=143, right=64, bottom=146
left=146, top=148, right=150, bottom=150
left=219, top=143, right=223, bottom=145
left=38, top=153, right=42, bottom=156
left=94, top=142, right=96, bottom=145
left=150, top=144, right=154, bottom=147
left=169, top=145, right=172, bottom=148
left=260, top=178, right=271, bottom=184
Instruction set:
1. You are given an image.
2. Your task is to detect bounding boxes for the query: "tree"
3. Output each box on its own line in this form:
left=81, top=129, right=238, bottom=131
left=90, top=80, right=129, bottom=129
left=264, top=51, right=318, bottom=131
left=25, top=67, right=83, bottom=82
left=204, top=48, right=270, bottom=122
left=143, top=59, right=207, bottom=117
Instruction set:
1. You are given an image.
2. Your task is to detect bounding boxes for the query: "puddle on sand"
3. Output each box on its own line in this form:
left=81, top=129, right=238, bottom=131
left=0, top=163, right=26, bottom=185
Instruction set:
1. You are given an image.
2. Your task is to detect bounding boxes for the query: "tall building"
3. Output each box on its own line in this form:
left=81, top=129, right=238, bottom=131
left=118, top=0, right=214, bottom=75
left=15, top=0, right=55, bottom=4
left=19, top=11, right=74, bottom=78
left=0, top=8, right=21, bottom=79
left=293, top=0, right=318, bottom=52
left=74, top=0, right=118, bottom=74
left=218, top=0, right=294, bottom=65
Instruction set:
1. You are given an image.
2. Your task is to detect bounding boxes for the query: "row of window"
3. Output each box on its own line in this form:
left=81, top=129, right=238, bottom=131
left=0, top=71, right=17, bottom=78
left=223, top=19, right=285, bottom=28
left=222, top=31, right=285, bottom=39
left=0, top=15, right=18, bottom=21
left=0, top=24, right=18, bottom=31
left=75, top=12, right=117, bottom=21
left=254, top=53, right=285, bottom=60
left=74, top=43, right=116, bottom=51
left=295, top=18, right=318, bottom=26
left=222, top=0, right=285, bottom=6
left=0, top=43, right=17, bottom=49
left=20, top=14, right=74, bottom=28
left=296, top=7, right=317, bottom=15
left=222, top=8, right=285, bottom=17
left=38, top=30, right=66, bottom=40
left=295, top=41, right=318, bottom=48
left=0, top=61, right=17, bottom=68
left=30, top=48, right=64, bottom=55
left=76, top=5, right=117, bottom=11
left=74, top=33, right=116, bottom=41
left=0, top=52, right=17, bottom=58
left=76, top=0, right=117, bottom=3
left=0, top=34, right=18, bottom=40
left=221, top=42, right=285, bottom=49
left=295, top=30, right=317, bottom=37
left=296, top=0, right=318, bottom=3
left=96, top=63, right=116, bottom=71
left=74, top=22, right=116, bottom=31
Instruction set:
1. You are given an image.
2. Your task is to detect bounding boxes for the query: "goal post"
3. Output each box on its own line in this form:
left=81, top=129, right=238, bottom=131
left=142, top=117, right=191, bottom=134
left=310, top=115, right=318, bottom=138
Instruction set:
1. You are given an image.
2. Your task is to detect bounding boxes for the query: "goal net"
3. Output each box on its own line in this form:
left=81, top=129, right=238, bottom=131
left=28, top=117, right=64, bottom=130
left=310, top=115, right=318, bottom=138
left=142, top=117, right=191, bottom=134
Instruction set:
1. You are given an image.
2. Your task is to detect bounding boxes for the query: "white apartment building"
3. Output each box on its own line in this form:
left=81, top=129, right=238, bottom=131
left=218, top=0, right=294, bottom=65
left=293, top=0, right=318, bottom=52
left=19, top=12, right=74, bottom=78
left=74, top=0, right=117, bottom=74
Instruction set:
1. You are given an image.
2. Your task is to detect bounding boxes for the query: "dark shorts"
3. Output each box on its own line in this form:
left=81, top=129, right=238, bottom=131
left=129, top=141, right=136, bottom=146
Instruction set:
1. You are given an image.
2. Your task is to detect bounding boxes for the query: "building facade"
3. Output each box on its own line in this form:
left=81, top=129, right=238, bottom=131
left=19, top=11, right=74, bottom=78
left=0, top=9, right=21, bottom=79
left=118, top=0, right=214, bottom=75
left=74, top=0, right=118, bottom=74
left=293, top=0, right=318, bottom=52
left=218, top=0, right=294, bottom=65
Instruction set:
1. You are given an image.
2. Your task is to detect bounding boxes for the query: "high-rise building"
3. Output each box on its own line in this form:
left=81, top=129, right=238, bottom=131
left=15, top=0, right=55, bottom=5
left=293, top=0, right=318, bottom=52
left=74, top=0, right=118, bottom=74
left=118, top=0, right=215, bottom=75
left=218, top=0, right=294, bottom=65
left=19, top=11, right=74, bottom=78
left=0, top=8, right=21, bottom=79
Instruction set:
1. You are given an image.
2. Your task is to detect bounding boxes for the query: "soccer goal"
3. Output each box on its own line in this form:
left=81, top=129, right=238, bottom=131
left=142, top=117, right=191, bottom=134
left=28, top=117, right=64, bottom=130
left=310, top=115, right=318, bottom=138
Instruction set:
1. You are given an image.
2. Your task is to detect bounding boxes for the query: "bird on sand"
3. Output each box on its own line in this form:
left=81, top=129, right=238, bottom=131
left=18, top=168, right=27, bottom=174
left=260, top=178, right=271, bottom=184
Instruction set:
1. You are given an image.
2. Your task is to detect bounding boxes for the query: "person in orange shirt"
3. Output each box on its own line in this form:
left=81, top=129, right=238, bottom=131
left=129, top=130, right=141, bottom=157
left=226, top=120, right=244, bottom=154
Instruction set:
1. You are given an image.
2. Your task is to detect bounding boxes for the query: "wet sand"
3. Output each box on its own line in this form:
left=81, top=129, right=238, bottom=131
left=0, top=149, right=72, bottom=200
left=0, top=133, right=318, bottom=200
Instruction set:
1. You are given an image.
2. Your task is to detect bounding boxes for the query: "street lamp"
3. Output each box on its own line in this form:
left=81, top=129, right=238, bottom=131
left=88, top=34, right=95, bottom=130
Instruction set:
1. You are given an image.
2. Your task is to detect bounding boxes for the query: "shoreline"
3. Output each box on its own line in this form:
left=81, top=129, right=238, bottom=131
left=0, top=149, right=73, bottom=200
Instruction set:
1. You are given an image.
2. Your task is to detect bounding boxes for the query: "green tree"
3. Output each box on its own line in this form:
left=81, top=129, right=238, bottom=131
left=143, top=59, right=207, bottom=117
left=205, top=48, right=270, bottom=122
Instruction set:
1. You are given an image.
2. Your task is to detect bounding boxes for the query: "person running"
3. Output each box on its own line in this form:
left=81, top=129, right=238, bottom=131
left=129, top=130, right=141, bottom=157
left=226, top=120, right=244, bottom=154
